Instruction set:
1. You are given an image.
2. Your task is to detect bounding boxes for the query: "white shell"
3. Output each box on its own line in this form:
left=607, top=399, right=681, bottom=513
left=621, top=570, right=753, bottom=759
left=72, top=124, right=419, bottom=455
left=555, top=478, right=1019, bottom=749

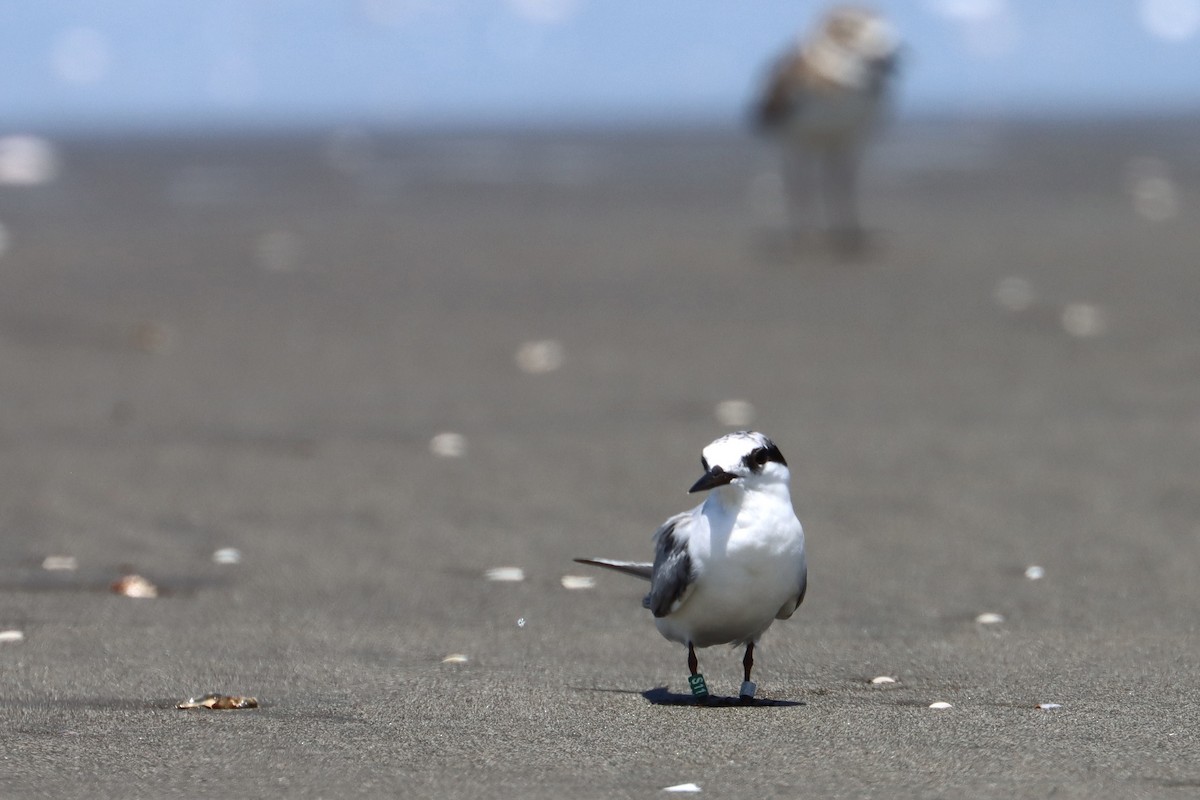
left=42, top=555, right=78, bottom=571
left=111, top=574, right=158, bottom=598
left=870, top=675, right=897, bottom=685
left=1061, top=302, right=1106, bottom=338
left=1024, top=565, right=1045, bottom=580
left=429, top=432, right=467, bottom=458
left=928, top=701, right=953, bottom=709
left=0, top=630, right=25, bottom=643
left=1035, top=702, right=1062, bottom=710
left=515, top=340, right=565, bottom=374
left=485, top=566, right=525, bottom=582
left=975, top=612, right=1005, bottom=625
left=663, top=784, right=702, bottom=793
left=212, top=548, right=242, bottom=565
left=714, top=399, right=755, bottom=427
left=442, top=654, right=469, bottom=664
left=560, top=575, right=596, bottom=590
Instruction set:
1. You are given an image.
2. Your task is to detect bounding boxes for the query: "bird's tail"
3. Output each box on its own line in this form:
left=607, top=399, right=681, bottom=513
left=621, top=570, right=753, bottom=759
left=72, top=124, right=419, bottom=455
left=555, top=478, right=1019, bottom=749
left=573, top=558, right=653, bottom=581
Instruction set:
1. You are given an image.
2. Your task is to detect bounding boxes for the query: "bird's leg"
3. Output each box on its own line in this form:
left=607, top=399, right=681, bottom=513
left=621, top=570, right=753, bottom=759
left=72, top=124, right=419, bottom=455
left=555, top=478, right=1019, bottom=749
left=782, top=149, right=818, bottom=245
left=739, top=642, right=757, bottom=704
left=686, top=642, right=709, bottom=703
left=821, top=146, right=865, bottom=254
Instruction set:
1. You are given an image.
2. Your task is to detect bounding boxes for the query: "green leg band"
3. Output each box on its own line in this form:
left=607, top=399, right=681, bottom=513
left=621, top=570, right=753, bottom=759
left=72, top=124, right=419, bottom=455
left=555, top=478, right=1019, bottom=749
left=688, top=673, right=709, bottom=699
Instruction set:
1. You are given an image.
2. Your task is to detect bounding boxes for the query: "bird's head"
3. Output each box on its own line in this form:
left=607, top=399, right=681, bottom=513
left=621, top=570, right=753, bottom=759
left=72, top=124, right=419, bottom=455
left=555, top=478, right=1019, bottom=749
left=689, top=431, right=790, bottom=494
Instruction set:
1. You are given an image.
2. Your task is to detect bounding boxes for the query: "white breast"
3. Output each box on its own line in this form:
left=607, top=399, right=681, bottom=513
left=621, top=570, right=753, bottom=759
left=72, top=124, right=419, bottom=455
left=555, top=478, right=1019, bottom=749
left=655, top=492, right=805, bottom=648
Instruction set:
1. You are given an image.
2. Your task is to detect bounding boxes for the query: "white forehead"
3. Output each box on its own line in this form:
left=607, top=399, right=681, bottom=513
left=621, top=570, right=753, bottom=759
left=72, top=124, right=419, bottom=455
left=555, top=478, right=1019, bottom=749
left=701, top=431, right=770, bottom=469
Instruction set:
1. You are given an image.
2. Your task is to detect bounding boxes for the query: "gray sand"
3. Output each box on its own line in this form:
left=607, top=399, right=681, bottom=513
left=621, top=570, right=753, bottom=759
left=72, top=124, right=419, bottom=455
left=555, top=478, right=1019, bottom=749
left=2, top=119, right=1199, bottom=798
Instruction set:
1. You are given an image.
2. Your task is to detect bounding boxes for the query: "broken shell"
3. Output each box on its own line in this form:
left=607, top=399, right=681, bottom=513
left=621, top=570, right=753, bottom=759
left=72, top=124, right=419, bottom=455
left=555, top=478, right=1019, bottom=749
left=485, top=566, right=525, bottom=582
left=975, top=612, right=1004, bottom=625
left=111, top=574, right=159, bottom=598
left=1024, top=565, right=1045, bottom=580
left=662, top=784, right=702, bottom=793
left=176, top=693, right=258, bottom=710
left=0, top=630, right=25, bottom=643
left=1035, top=702, right=1062, bottom=710
left=442, top=654, right=469, bottom=664
left=870, top=675, right=897, bottom=685
left=42, top=555, right=79, bottom=571
left=929, top=701, right=953, bottom=709
left=560, top=575, right=595, bottom=590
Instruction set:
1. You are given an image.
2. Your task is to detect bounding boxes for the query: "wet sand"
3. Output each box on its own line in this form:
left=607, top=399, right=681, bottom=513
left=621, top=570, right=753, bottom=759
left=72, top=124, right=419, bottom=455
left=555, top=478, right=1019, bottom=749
left=2, top=117, right=1199, bottom=797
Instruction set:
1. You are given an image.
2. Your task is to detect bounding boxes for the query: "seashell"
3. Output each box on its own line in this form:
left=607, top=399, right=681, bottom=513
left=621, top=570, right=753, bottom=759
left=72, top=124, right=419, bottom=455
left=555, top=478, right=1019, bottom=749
left=485, top=567, right=525, bottom=582
left=111, top=574, right=158, bottom=598
left=177, top=693, right=258, bottom=710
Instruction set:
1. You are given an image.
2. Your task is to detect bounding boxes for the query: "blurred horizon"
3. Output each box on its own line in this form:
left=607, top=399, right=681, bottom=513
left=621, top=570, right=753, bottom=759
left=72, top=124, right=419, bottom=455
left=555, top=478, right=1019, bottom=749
left=2, top=0, right=1200, bottom=135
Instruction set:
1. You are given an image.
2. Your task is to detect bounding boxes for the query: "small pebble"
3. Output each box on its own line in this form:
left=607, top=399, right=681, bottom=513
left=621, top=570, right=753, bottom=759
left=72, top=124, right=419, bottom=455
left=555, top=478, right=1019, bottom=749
left=485, top=566, right=525, bottom=582
left=516, top=617, right=527, bottom=628
left=212, top=547, right=242, bottom=565
left=1035, top=702, right=1062, bottom=710
left=515, top=339, right=565, bottom=374
left=0, top=630, right=25, bottom=643
left=111, top=574, right=159, bottom=598
left=42, top=555, right=78, bottom=571
left=662, top=784, right=702, bottom=793
left=560, top=575, right=596, bottom=590
left=929, top=701, right=953, bottom=709
left=870, top=675, right=897, bottom=685
left=429, top=432, right=467, bottom=458
left=975, top=612, right=1005, bottom=625
left=442, top=654, right=469, bottom=664
left=1024, top=565, right=1045, bottom=580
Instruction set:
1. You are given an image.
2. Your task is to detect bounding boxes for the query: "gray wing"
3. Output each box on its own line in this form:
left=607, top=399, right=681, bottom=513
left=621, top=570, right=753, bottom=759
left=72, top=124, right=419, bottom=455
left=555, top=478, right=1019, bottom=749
left=642, top=512, right=695, bottom=618
left=776, top=562, right=808, bottom=620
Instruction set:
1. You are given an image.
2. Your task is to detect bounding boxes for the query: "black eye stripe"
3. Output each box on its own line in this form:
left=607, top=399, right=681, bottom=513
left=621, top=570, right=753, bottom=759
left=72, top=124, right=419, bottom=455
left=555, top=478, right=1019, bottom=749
left=742, top=443, right=787, bottom=472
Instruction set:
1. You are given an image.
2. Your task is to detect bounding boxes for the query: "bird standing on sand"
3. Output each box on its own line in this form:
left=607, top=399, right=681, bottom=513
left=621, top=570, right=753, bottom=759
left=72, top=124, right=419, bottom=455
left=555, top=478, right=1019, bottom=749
left=755, top=6, right=899, bottom=249
left=576, top=431, right=807, bottom=703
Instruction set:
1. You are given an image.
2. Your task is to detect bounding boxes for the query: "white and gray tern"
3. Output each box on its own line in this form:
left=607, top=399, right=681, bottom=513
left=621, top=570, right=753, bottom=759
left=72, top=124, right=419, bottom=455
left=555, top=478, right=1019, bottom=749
left=576, top=431, right=807, bottom=703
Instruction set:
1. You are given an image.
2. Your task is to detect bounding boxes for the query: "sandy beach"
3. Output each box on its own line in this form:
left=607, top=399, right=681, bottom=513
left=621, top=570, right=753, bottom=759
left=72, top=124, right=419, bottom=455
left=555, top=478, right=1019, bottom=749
left=1, top=116, right=1199, bottom=798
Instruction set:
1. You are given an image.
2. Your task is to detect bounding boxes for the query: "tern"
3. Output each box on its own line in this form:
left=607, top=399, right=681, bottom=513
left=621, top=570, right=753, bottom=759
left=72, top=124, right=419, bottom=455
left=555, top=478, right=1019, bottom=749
left=577, top=431, right=807, bottom=703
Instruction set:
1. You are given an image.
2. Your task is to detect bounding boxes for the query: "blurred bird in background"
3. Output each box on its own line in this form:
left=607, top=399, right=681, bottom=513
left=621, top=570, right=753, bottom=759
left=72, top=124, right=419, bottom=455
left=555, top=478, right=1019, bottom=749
left=754, top=6, right=900, bottom=251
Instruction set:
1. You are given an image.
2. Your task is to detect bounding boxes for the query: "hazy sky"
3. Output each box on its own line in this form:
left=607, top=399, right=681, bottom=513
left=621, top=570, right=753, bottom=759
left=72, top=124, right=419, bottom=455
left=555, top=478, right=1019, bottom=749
left=2, top=0, right=1199, bottom=131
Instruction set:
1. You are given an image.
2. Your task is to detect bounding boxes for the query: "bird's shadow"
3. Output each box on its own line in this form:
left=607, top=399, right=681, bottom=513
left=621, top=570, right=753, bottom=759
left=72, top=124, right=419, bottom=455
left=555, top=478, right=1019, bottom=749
left=641, top=686, right=804, bottom=707
left=582, top=686, right=803, bottom=707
